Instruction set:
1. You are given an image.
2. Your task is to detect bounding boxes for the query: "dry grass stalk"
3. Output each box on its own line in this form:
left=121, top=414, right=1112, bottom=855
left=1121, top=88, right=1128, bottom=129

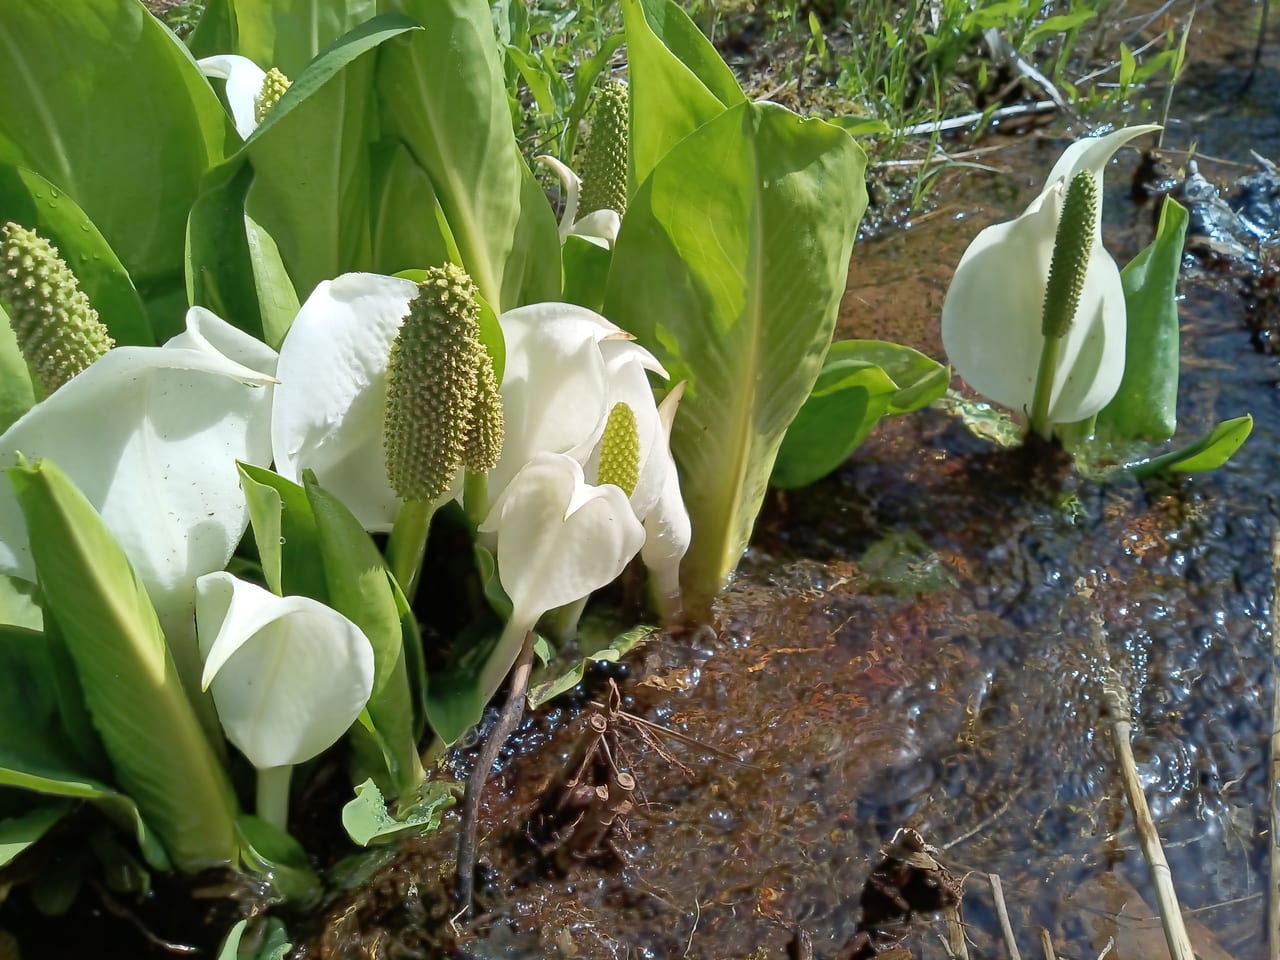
left=1039, top=928, right=1056, bottom=960
left=1269, top=529, right=1280, bottom=960
left=1077, top=578, right=1194, bottom=960
left=987, top=873, right=1022, bottom=960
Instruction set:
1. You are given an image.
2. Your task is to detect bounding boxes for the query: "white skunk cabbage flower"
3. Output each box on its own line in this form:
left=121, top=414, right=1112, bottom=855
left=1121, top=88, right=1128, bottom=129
left=0, top=307, right=277, bottom=639
left=475, top=451, right=645, bottom=705
left=198, top=55, right=290, bottom=139
left=197, top=572, right=374, bottom=769
left=272, top=283, right=690, bottom=600
left=536, top=155, right=622, bottom=248
left=491, top=303, right=690, bottom=601
left=941, top=125, right=1159, bottom=427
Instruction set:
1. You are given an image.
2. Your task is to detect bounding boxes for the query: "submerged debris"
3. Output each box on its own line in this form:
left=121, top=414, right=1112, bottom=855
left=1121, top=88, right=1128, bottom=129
left=835, top=828, right=964, bottom=960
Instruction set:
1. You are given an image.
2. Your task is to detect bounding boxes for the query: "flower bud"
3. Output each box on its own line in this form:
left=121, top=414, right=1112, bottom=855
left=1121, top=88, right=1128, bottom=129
left=0, top=221, right=114, bottom=395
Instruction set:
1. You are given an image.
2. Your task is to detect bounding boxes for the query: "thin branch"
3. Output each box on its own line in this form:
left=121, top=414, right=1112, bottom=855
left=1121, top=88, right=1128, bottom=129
left=1080, top=579, right=1195, bottom=960
left=988, top=873, right=1022, bottom=960
left=1269, top=528, right=1280, bottom=960
left=454, top=630, right=538, bottom=918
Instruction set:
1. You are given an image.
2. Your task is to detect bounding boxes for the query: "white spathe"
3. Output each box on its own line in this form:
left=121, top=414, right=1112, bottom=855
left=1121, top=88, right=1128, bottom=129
left=536, top=154, right=622, bottom=248
left=0, top=307, right=277, bottom=634
left=197, top=54, right=268, bottom=140
left=197, top=572, right=374, bottom=769
left=271, top=272, right=421, bottom=531
left=475, top=451, right=646, bottom=703
left=940, top=125, right=1160, bottom=426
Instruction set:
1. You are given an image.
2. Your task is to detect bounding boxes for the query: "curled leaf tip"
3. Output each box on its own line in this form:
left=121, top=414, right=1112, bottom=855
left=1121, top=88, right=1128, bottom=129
left=0, top=221, right=114, bottom=395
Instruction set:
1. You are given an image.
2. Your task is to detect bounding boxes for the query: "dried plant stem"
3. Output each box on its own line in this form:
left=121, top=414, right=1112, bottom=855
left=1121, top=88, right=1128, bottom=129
left=454, top=629, right=537, bottom=918
left=1077, top=578, right=1194, bottom=960
left=943, top=902, right=969, bottom=959
left=1039, top=929, right=1056, bottom=960
left=1269, top=529, right=1280, bottom=960
left=988, top=873, right=1022, bottom=960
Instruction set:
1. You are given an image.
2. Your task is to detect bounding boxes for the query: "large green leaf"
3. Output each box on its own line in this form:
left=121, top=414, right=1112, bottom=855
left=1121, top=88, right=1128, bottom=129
left=0, top=303, right=34, bottom=432
left=621, top=0, right=744, bottom=190
left=604, top=102, right=867, bottom=606
left=369, top=141, right=459, bottom=276
left=187, top=160, right=300, bottom=348
left=376, top=0, right=560, bottom=310
left=243, top=15, right=420, bottom=297
left=0, top=0, right=229, bottom=341
left=304, top=474, right=424, bottom=797
left=772, top=340, right=949, bottom=488
left=0, top=164, right=152, bottom=347
left=1097, top=196, right=1189, bottom=442
left=0, top=800, right=71, bottom=868
left=7, top=458, right=238, bottom=871
left=227, top=0, right=378, bottom=77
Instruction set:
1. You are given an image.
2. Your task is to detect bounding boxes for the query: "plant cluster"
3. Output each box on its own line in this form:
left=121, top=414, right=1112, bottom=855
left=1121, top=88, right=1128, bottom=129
left=0, top=0, right=944, bottom=951
left=0, top=0, right=1247, bottom=954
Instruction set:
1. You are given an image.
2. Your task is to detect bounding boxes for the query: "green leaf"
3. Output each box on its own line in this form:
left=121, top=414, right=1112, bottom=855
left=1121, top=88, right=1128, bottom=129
left=772, top=340, right=948, bottom=487
left=214, top=915, right=292, bottom=960
left=369, top=141, right=459, bottom=278
left=237, top=463, right=327, bottom=602
left=0, top=0, right=229, bottom=341
left=1128, top=415, right=1253, bottom=477
left=340, top=777, right=455, bottom=846
left=376, top=0, right=561, bottom=310
left=527, top=625, right=653, bottom=709
left=227, top=0, right=378, bottom=78
left=621, top=0, right=744, bottom=190
left=604, top=102, right=867, bottom=606
left=188, top=160, right=300, bottom=349
left=244, top=15, right=420, bottom=297
left=304, top=473, right=425, bottom=797
left=561, top=234, right=612, bottom=312
left=1096, top=196, right=1189, bottom=442
left=0, top=305, right=34, bottom=433
left=0, top=573, right=40, bottom=630
left=0, top=164, right=153, bottom=347
left=1118, top=41, right=1136, bottom=89
left=7, top=458, right=238, bottom=871
left=0, top=800, right=71, bottom=868
left=235, top=814, right=321, bottom=903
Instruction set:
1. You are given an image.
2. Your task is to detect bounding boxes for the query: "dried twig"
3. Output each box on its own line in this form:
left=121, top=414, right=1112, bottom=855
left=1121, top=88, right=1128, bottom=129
left=454, top=630, right=537, bottom=918
left=1269, top=529, right=1280, bottom=960
left=1039, top=928, right=1056, bottom=960
left=1079, top=579, right=1194, bottom=960
left=899, top=100, right=1058, bottom=137
left=988, top=873, right=1022, bottom=960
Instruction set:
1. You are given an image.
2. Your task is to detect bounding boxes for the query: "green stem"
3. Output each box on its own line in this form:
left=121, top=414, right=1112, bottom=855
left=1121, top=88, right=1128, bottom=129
left=462, top=470, right=489, bottom=528
left=545, top=596, right=588, bottom=645
left=387, top=499, right=435, bottom=601
left=1029, top=332, right=1063, bottom=441
left=256, top=764, right=293, bottom=833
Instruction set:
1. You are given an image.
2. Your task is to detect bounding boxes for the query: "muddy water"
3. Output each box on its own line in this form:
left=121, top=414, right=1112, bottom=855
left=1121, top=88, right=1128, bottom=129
left=303, top=11, right=1280, bottom=960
